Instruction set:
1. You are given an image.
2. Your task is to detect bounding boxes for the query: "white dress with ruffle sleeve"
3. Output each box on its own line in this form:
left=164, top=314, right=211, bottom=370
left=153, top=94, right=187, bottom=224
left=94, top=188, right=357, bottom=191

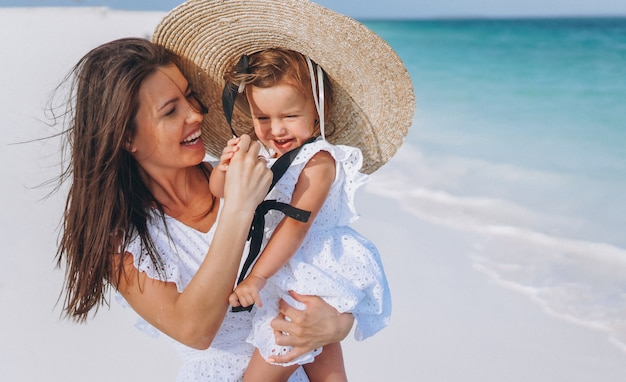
left=245, top=139, right=392, bottom=366
left=116, top=199, right=309, bottom=381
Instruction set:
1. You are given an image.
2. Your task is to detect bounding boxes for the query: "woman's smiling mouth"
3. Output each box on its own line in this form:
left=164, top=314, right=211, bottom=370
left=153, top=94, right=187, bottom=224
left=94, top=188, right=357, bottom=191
left=181, top=130, right=202, bottom=145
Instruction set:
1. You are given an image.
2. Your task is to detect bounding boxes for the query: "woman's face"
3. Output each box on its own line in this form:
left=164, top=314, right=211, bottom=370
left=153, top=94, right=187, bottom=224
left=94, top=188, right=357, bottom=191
left=246, top=81, right=317, bottom=157
left=129, top=64, right=205, bottom=173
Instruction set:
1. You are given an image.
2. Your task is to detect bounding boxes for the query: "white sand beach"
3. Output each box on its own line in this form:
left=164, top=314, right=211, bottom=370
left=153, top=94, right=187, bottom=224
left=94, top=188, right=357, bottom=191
left=1, top=7, right=625, bottom=381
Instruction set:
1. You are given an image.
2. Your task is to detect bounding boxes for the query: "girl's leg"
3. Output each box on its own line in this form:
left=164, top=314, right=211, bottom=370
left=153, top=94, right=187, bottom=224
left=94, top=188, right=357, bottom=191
left=243, top=348, right=299, bottom=382
left=303, top=342, right=347, bottom=382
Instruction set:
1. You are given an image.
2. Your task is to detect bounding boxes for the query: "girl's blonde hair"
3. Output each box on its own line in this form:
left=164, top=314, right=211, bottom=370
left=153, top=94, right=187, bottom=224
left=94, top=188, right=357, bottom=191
left=224, top=48, right=334, bottom=137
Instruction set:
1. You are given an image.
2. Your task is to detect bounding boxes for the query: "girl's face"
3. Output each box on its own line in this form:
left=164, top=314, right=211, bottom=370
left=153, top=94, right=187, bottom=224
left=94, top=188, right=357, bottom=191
left=130, top=64, right=205, bottom=174
left=246, top=81, right=317, bottom=157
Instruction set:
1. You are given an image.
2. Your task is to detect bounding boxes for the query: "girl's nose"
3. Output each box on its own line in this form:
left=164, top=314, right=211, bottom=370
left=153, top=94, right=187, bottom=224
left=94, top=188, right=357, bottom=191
left=270, top=118, right=286, bottom=135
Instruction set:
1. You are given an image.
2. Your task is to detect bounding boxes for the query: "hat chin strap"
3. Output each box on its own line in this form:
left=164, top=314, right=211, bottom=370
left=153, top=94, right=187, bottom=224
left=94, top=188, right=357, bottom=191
left=306, top=57, right=325, bottom=141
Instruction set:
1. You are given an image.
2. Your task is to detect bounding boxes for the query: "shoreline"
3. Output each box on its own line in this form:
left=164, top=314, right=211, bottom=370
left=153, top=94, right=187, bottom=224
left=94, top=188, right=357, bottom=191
left=346, top=185, right=626, bottom=380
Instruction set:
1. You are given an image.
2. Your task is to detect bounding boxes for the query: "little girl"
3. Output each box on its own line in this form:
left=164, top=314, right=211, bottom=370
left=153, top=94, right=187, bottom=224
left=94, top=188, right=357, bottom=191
left=209, top=48, right=391, bottom=382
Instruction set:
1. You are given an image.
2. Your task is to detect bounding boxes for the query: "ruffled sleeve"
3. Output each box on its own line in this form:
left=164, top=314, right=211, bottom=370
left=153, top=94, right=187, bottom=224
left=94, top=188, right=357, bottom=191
left=115, top=204, right=220, bottom=338
left=124, top=214, right=191, bottom=291
left=331, top=143, right=370, bottom=225
left=271, top=139, right=369, bottom=226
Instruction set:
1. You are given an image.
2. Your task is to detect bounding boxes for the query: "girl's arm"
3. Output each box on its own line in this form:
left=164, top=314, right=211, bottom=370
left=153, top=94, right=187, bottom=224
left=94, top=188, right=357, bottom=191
left=115, top=136, right=271, bottom=349
left=229, top=150, right=335, bottom=308
left=208, top=137, right=241, bottom=198
left=207, top=167, right=227, bottom=198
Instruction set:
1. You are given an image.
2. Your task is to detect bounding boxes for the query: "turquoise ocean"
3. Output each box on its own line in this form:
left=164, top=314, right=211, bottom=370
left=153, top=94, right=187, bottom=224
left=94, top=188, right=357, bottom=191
left=364, top=18, right=626, bottom=352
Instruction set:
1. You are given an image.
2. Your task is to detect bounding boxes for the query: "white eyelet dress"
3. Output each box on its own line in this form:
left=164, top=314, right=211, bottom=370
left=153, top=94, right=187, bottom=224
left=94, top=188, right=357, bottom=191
left=116, top=198, right=309, bottom=381
left=245, top=138, right=392, bottom=366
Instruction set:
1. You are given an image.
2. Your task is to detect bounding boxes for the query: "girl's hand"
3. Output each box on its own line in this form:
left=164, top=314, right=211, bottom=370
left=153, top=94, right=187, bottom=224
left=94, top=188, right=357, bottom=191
left=267, top=291, right=354, bottom=364
left=229, top=274, right=267, bottom=309
left=216, top=137, right=240, bottom=172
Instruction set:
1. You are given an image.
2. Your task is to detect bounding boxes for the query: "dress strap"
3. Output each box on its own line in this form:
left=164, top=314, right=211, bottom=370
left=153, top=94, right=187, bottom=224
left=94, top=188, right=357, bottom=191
left=231, top=200, right=310, bottom=312
left=232, top=137, right=317, bottom=312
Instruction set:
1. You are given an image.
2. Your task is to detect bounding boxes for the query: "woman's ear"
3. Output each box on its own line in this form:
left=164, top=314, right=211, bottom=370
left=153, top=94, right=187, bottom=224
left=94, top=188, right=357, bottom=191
left=123, top=134, right=136, bottom=153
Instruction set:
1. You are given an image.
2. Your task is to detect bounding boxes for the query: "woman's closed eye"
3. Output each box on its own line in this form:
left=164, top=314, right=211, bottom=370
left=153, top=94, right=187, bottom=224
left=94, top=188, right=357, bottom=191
left=164, top=106, right=177, bottom=116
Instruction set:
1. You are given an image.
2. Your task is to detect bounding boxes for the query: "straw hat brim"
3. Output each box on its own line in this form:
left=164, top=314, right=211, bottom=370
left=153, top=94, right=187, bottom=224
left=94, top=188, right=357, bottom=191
left=153, top=0, right=415, bottom=174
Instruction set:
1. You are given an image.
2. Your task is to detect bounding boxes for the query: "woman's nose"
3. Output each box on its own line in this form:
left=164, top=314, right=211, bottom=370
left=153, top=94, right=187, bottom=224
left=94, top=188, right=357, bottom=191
left=188, top=92, right=208, bottom=115
left=186, top=103, right=204, bottom=124
left=186, top=93, right=207, bottom=123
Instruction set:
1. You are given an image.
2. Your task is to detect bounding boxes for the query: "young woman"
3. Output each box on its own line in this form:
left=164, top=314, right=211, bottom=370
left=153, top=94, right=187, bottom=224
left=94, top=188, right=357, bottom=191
left=139, top=1, right=413, bottom=380
left=54, top=37, right=353, bottom=382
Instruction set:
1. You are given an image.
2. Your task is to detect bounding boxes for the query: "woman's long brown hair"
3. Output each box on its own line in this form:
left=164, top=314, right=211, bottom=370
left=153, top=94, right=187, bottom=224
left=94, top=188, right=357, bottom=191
left=54, top=38, right=177, bottom=321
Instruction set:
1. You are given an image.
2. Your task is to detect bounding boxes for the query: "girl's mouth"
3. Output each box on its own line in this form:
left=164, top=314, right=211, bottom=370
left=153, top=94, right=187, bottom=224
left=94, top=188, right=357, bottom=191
left=273, top=138, right=294, bottom=150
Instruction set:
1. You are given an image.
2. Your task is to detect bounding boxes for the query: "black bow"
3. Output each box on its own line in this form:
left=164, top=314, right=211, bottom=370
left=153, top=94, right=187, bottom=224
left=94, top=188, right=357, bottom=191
left=231, top=200, right=310, bottom=313
left=231, top=137, right=317, bottom=312
left=221, top=54, right=250, bottom=137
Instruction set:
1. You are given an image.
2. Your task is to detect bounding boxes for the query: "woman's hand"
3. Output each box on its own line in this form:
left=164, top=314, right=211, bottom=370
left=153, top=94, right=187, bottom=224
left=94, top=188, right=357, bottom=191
left=222, top=134, right=272, bottom=214
left=267, top=291, right=354, bottom=363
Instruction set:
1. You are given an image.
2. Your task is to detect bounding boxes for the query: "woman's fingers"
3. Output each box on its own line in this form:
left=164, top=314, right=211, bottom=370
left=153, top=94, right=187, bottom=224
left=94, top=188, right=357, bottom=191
left=270, top=291, right=354, bottom=349
left=266, top=345, right=309, bottom=364
left=223, top=135, right=271, bottom=211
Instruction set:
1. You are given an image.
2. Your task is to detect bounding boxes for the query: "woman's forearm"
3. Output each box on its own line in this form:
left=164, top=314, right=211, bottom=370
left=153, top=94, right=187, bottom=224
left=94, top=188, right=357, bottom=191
left=119, top=136, right=271, bottom=349
left=171, top=202, right=256, bottom=347
left=170, top=136, right=272, bottom=347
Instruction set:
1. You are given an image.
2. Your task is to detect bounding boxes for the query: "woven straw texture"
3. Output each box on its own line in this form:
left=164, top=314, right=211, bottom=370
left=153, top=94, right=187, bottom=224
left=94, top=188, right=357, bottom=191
left=153, top=0, right=415, bottom=173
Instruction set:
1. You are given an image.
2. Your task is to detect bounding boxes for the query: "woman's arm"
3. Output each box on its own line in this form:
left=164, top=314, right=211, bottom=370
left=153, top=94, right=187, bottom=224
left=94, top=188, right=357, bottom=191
left=116, top=136, right=272, bottom=349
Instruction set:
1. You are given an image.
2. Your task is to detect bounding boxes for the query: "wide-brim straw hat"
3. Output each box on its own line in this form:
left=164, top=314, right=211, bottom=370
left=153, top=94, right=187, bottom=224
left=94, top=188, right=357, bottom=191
left=153, top=0, right=415, bottom=174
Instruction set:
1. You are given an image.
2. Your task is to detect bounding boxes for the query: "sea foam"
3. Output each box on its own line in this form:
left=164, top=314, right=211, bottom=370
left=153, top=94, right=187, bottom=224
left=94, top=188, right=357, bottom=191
left=368, top=141, right=626, bottom=353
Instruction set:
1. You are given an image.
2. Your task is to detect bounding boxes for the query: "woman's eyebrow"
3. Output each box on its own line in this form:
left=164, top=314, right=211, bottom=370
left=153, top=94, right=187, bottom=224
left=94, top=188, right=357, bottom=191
left=157, top=97, right=178, bottom=112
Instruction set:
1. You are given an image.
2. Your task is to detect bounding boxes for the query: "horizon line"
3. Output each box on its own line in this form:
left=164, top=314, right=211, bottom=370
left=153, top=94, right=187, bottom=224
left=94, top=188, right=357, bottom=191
left=1, top=5, right=626, bottom=20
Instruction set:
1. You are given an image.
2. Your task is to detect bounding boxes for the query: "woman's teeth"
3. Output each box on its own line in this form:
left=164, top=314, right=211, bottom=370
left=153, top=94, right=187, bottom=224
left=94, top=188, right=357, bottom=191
left=182, top=131, right=201, bottom=145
